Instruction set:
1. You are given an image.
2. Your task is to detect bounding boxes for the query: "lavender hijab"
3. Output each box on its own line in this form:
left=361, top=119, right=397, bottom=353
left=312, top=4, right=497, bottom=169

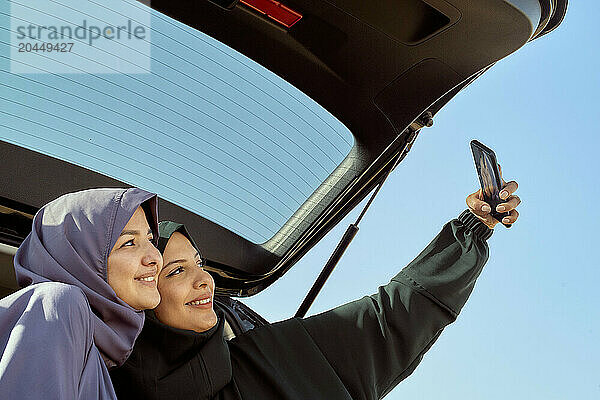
left=0, top=188, right=158, bottom=399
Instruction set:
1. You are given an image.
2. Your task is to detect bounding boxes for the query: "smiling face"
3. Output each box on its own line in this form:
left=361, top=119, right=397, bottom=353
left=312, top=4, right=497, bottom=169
left=107, top=206, right=163, bottom=310
left=154, top=232, right=218, bottom=333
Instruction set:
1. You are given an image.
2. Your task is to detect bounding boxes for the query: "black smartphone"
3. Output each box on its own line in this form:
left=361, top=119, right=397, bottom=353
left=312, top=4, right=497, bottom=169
left=470, top=140, right=511, bottom=228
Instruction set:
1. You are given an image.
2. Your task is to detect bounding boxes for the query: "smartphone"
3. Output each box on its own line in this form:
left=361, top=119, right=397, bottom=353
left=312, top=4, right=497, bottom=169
left=470, top=140, right=511, bottom=228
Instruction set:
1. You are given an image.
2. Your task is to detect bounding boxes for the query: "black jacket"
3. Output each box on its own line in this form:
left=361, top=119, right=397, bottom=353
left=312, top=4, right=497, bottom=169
left=111, top=211, right=492, bottom=399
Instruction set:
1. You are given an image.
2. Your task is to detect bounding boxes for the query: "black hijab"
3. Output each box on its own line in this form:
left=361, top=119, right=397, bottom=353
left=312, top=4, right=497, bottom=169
left=110, top=221, right=232, bottom=399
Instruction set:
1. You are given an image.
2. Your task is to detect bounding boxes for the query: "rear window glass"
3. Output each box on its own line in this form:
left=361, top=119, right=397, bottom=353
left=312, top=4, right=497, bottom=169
left=0, top=0, right=354, bottom=244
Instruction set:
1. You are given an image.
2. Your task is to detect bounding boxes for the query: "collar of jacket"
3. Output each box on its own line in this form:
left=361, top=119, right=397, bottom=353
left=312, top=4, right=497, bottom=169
left=145, top=308, right=232, bottom=395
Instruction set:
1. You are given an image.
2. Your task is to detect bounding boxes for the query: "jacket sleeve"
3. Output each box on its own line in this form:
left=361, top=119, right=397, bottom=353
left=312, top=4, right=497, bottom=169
left=0, top=283, right=94, bottom=400
left=299, top=210, right=493, bottom=400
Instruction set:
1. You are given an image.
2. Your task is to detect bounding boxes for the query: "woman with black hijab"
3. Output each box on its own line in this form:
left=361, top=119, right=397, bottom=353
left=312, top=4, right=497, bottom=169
left=111, top=182, right=521, bottom=400
left=0, top=188, right=163, bottom=399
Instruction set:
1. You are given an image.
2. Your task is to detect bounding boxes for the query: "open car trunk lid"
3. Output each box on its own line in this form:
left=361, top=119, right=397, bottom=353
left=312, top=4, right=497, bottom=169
left=0, top=0, right=567, bottom=296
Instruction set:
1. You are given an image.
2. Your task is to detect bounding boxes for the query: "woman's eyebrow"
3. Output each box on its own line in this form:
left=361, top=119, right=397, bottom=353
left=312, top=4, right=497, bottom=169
left=119, top=230, right=139, bottom=237
left=162, top=252, right=200, bottom=271
left=163, top=259, right=187, bottom=269
left=119, top=228, right=153, bottom=237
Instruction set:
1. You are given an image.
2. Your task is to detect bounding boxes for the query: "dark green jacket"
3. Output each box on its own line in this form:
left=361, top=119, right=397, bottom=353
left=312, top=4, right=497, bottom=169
left=111, top=210, right=492, bottom=399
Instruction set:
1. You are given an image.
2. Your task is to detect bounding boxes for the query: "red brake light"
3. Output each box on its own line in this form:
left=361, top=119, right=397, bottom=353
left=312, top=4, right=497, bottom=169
left=240, top=0, right=302, bottom=28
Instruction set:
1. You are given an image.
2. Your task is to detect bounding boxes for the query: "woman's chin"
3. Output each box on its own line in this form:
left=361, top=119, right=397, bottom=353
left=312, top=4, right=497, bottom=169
left=147, top=295, right=162, bottom=310
left=192, top=310, right=218, bottom=333
left=130, top=292, right=161, bottom=311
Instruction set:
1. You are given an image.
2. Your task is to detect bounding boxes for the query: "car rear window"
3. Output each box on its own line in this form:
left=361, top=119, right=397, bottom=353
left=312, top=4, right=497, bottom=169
left=0, top=0, right=354, bottom=244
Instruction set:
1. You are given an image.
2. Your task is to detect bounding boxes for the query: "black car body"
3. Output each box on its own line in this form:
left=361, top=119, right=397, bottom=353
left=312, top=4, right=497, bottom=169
left=0, top=0, right=567, bottom=321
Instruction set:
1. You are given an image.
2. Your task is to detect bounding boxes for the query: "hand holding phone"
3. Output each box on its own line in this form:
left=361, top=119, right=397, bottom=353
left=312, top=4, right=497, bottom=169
left=470, top=140, right=512, bottom=228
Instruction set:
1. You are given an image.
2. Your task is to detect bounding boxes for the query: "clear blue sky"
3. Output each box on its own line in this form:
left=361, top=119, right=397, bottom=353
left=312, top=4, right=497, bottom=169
left=245, top=2, right=600, bottom=399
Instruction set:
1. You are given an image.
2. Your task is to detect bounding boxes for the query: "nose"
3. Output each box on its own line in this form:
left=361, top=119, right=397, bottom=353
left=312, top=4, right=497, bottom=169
left=192, top=268, right=214, bottom=290
left=141, top=241, right=163, bottom=271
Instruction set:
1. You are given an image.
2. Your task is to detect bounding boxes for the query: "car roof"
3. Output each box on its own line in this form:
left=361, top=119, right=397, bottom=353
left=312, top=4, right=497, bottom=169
left=0, top=0, right=567, bottom=296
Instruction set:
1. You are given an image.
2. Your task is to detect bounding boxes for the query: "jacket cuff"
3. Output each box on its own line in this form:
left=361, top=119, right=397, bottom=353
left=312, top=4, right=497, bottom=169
left=457, top=210, right=493, bottom=241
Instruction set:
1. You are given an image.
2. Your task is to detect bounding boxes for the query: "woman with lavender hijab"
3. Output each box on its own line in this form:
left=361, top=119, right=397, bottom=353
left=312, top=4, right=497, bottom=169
left=0, top=188, right=163, bottom=399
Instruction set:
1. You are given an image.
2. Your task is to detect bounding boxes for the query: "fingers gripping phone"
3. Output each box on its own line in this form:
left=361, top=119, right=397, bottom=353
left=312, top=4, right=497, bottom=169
left=470, top=140, right=511, bottom=228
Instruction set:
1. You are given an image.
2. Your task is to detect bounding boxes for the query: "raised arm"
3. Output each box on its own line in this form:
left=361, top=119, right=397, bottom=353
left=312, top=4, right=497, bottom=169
left=299, top=211, right=492, bottom=399
left=299, top=177, right=520, bottom=399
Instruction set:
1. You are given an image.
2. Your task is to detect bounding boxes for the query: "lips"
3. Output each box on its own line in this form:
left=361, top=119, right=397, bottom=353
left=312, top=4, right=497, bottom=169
left=185, top=294, right=212, bottom=307
left=134, top=270, right=157, bottom=284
